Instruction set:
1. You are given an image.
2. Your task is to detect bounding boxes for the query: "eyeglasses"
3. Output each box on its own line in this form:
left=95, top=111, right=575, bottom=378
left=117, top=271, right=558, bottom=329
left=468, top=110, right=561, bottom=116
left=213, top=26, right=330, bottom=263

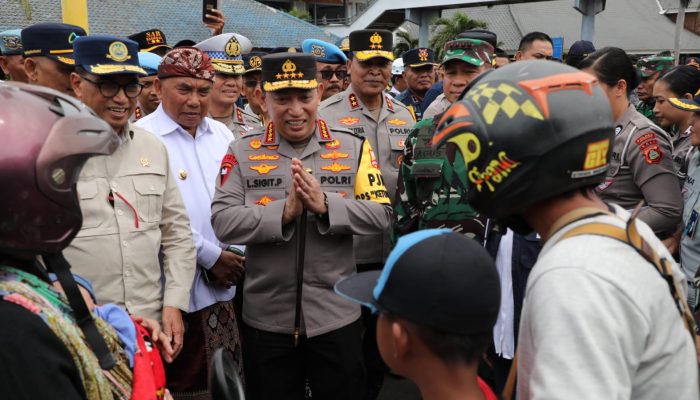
left=319, top=69, right=348, bottom=80
left=80, top=74, right=143, bottom=98
left=244, top=80, right=261, bottom=88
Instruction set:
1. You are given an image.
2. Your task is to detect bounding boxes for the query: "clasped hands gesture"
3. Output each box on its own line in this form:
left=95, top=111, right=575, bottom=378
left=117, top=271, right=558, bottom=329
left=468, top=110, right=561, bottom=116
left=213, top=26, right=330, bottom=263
left=283, top=158, right=327, bottom=224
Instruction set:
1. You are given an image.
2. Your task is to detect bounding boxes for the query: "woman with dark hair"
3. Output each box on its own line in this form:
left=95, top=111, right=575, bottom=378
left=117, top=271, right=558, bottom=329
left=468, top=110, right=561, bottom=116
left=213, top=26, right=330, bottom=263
left=653, top=65, right=700, bottom=177
left=579, top=47, right=682, bottom=238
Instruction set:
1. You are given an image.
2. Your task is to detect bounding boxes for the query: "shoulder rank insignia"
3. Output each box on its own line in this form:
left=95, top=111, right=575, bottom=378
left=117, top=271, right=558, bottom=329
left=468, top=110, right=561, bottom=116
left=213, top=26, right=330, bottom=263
left=236, top=107, right=244, bottom=123
left=134, top=106, right=143, bottom=120
left=388, top=118, right=406, bottom=126
left=348, top=93, right=360, bottom=110
left=318, top=119, right=332, bottom=140
left=249, top=139, right=262, bottom=149
left=264, top=122, right=276, bottom=145
left=321, top=162, right=351, bottom=173
left=248, top=153, right=280, bottom=161
left=321, top=150, right=350, bottom=160
left=256, top=195, right=273, bottom=206
left=339, top=116, right=360, bottom=126
left=325, top=139, right=341, bottom=149
left=250, top=163, right=278, bottom=174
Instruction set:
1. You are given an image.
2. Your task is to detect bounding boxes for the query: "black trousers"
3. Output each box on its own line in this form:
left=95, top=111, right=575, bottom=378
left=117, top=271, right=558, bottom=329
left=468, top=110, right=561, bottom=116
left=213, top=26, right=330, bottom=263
left=243, top=319, right=365, bottom=400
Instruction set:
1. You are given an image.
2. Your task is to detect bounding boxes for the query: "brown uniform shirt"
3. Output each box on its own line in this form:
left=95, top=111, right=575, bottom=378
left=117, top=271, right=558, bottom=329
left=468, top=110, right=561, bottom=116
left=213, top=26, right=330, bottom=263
left=597, top=104, right=682, bottom=235
left=211, top=120, right=392, bottom=337
left=319, top=88, right=415, bottom=263
left=212, top=104, right=261, bottom=138
left=64, top=125, right=196, bottom=320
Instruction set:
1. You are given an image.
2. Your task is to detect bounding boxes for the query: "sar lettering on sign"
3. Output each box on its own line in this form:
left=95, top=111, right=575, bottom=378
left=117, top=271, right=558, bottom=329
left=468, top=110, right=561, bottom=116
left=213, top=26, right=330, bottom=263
left=468, top=152, right=519, bottom=192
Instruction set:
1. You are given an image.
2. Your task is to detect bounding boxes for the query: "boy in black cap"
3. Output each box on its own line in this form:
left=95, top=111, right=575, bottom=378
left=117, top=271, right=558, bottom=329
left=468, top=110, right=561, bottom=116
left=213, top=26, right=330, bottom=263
left=336, top=229, right=500, bottom=400
left=21, top=22, right=86, bottom=96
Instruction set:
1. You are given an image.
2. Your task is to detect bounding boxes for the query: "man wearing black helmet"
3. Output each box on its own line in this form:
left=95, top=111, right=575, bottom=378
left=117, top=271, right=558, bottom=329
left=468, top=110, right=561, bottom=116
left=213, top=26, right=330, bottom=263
left=432, top=61, right=698, bottom=399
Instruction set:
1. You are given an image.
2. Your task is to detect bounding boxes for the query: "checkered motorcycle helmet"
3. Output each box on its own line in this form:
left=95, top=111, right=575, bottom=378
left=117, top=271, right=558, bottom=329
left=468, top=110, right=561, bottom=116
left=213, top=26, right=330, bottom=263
left=431, top=61, right=614, bottom=223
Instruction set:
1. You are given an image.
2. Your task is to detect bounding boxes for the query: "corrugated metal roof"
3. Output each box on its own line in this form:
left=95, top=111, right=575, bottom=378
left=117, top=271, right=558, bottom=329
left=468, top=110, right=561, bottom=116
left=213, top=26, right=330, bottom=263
left=0, top=0, right=338, bottom=49
left=445, top=0, right=700, bottom=53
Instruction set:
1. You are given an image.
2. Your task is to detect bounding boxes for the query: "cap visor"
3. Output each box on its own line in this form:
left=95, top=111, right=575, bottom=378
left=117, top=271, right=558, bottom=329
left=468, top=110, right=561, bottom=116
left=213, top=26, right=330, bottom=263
left=334, top=270, right=381, bottom=310
left=669, top=97, right=700, bottom=112
left=213, top=62, right=245, bottom=75
left=263, top=79, right=318, bottom=92
left=46, top=53, right=76, bottom=66
left=441, top=55, right=483, bottom=67
left=85, top=63, right=148, bottom=76
left=354, top=50, right=394, bottom=61
left=407, top=62, right=434, bottom=68
left=143, top=44, right=172, bottom=52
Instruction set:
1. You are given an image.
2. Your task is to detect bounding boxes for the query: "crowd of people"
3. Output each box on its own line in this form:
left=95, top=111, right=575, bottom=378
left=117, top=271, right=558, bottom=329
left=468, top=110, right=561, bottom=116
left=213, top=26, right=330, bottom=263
left=1, top=7, right=700, bottom=400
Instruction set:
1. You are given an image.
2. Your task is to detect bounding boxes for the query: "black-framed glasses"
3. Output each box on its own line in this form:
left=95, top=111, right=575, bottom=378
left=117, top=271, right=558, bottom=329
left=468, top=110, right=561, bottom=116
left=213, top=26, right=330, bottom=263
left=80, top=74, right=143, bottom=98
left=319, top=69, right=348, bottom=80
left=244, top=79, right=261, bottom=88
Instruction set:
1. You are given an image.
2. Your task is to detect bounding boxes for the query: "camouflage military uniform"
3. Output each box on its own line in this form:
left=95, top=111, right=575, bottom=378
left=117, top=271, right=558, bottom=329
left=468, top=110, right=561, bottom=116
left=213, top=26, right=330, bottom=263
left=393, top=115, right=486, bottom=244
left=636, top=100, right=657, bottom=125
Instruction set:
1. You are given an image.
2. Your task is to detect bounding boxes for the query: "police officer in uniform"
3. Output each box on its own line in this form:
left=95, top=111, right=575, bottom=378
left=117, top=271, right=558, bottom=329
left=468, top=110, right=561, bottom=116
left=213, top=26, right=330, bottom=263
left=395, top=47, right=437, bottom=122
left=196, top=33, right=261, bottom=137
left=242, top=51, right=268, bottom=125
left=581, top=48, right=681, bottom=237
left=131, top=51, right=162, bottom=122
left=319, top=29, right=415, bottom=399
left=0, top=29, right=28, bottom=82
left=211, top=53, right=392, bottom=400
left=21, top=22, right=86, bottom=96
left=302, top=39, right=348, bottom=101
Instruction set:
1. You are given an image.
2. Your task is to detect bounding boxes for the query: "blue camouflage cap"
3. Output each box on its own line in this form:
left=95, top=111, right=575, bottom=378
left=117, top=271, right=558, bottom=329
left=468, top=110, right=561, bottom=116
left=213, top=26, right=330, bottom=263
left=302, top=39, right=347, bottom=64
left=138, top=51, right=162, bottom=76
left=73, top=35, right=146, bottom=76
left=0, top=29, right=23, bottom=56
left=195, top=33, right=250, bottom=75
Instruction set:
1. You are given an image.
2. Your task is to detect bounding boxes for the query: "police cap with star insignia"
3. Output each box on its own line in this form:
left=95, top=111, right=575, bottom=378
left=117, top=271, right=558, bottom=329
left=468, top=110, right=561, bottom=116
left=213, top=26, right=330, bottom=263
left=128, top=29, right=171, bottom=53
left=0, top=29, right=23, bottom=56
left=302, top=39, right=347, bottom=64
left=21, top=22, right=86, bottom=66
left=73, top=35, right=147, bottom=76
left=349, top=29, right=394, bottom=61
left=244, top=51, right=267, bottom=73
left=195, top=33, right=247, bottom=75
left=261, top=52, right=318, bottom=92
left=402, top=47, right=436, bottom=68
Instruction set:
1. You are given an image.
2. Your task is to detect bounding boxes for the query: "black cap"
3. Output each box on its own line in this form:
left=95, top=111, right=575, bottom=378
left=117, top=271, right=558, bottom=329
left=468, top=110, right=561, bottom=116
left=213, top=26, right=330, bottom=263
left=335, top=229, right=501, bottom=335
left=349, top=29, right=394, bottom=61
left=566, top=40, right=595, bottom=68
left=244, top=51, right=268, bottom=73
left=261, top=52, right=318, bottom=92
left=128, top=29, right=171, bottom=53
left=402, top=48, right=436, bottom=68
left=21, top=22, right=86, bottom=66
left=174, top=39, right=197, bottom=48
left=458, top=29, right=498, bottom=49
left=269, top=46, right=301, bottom=54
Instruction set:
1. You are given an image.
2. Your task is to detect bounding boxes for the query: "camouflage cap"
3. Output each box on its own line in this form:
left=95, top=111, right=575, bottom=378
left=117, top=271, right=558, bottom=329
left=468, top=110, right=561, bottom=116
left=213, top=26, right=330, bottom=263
left=442, top=38, right=494, bottom=67
left=637, top=55, right=675, bottom=78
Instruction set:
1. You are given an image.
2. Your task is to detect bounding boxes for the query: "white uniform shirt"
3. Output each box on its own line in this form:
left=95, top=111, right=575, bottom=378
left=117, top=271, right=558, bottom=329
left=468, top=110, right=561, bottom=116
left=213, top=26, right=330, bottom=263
left=493, top=229, right=515, bottom=359
left=518, top=205, right=698, bottom=399
left=137, top=105, right=239, bottom=312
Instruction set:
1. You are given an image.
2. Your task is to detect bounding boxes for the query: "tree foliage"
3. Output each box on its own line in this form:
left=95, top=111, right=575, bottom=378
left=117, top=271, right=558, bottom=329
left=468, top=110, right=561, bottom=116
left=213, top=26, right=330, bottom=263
left=429, top=12, right=488, bottom=60
left=393, top=30, right=418, bottom=58
left=288, top=7, right=312, bottom=23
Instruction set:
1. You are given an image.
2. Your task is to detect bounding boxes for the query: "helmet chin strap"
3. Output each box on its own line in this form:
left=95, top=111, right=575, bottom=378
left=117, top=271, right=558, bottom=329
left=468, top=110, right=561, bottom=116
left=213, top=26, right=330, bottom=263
left=42, top=252, right=116, bottom=370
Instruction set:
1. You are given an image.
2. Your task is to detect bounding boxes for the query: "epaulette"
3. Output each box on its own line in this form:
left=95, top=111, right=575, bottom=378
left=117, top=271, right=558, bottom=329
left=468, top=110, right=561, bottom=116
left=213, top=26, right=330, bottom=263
left=320, top=92, right=344, bottom=108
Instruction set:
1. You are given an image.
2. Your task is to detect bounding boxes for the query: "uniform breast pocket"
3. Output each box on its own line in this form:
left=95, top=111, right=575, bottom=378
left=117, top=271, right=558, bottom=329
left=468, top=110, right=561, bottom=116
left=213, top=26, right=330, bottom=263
left=389, top=134, right=408, bottom=168
left=133, top=175, right=166, bottom=223
left=76, top=180, right=104, bottom=229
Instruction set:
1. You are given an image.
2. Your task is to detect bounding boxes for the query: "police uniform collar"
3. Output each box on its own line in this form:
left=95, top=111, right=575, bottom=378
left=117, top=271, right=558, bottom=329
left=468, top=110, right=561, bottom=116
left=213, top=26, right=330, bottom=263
left=617, top=103, right=638, bottom=126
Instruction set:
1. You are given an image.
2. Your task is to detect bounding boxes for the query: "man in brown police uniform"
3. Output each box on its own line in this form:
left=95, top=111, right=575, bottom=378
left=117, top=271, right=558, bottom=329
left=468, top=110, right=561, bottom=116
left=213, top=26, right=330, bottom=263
left=318, top=29, right=415, bottom=398
left=211, top=52, right=392, bottom=400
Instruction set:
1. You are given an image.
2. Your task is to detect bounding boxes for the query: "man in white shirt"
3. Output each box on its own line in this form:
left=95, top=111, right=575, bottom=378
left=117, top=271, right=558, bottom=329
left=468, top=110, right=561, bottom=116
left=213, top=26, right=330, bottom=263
left=136, top=46, right=244, bottom=398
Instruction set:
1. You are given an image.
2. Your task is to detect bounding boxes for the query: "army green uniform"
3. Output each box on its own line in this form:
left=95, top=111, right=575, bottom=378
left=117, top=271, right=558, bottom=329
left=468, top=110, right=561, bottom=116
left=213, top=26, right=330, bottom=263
left=596, top=104, right=682, bottom=236
left=393, top=116, right=485, bottom=243
left=636, top=100, right=657, bottom=125
left=319, top=89, right=415, bottom=262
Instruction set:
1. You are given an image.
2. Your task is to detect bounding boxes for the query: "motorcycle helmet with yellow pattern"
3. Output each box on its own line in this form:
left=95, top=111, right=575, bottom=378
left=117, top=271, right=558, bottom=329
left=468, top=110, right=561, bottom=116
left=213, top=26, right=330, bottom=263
left=431, top=61, right=614, bottom=233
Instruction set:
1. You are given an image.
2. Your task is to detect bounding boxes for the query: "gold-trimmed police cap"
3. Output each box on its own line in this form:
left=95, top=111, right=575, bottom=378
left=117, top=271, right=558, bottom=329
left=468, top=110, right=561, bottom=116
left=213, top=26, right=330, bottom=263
left=244, top=51, right=267, bottom=73
left=128, top=29, right=171, bottom=53
left=195, top=33, right=247, bottom=75
left=73, top=35, right=147, bottom=76
left=349, top=30, right=394, bottom=61
left=261, top=52, right=318, bottom=92
left=21, top=22, right=86, bottom=66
